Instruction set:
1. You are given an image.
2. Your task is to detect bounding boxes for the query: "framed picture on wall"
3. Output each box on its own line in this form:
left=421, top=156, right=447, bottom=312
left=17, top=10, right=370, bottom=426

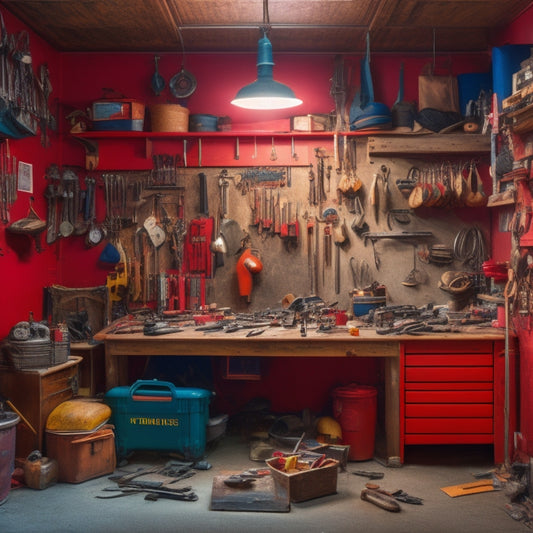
left=17, top=161, right=33, bottom=193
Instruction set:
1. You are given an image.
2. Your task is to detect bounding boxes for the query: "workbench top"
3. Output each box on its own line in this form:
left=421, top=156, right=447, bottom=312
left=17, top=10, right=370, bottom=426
left=94, top=322, right=505, bottom=359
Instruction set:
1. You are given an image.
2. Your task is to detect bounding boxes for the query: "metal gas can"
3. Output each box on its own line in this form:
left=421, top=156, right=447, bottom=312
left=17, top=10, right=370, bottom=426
left=23, top=450, right=58, bottom=490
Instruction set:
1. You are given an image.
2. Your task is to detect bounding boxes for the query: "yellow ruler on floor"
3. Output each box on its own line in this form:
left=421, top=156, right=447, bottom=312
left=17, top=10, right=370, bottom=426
left=441, top=479, right=494, bottom=497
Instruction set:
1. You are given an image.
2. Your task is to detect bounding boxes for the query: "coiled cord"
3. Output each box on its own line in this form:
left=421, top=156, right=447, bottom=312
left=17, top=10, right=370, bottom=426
left=453, top=226, right=487, bottom=272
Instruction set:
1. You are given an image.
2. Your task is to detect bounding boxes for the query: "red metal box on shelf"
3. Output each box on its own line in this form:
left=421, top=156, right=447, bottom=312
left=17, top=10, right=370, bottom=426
left=91, top=99, right=145, bottom=131
left=45, top=426, right=116, bottom=483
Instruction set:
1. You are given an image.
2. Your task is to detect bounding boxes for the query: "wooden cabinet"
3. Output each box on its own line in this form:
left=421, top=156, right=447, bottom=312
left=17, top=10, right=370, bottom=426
left=400, top=339, right=512, bottom=463
left=0, top=356, right=81, bottom=458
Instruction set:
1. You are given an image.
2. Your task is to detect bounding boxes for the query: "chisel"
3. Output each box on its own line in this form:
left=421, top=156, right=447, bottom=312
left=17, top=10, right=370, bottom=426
left=274, top=189, right=281, bottom=234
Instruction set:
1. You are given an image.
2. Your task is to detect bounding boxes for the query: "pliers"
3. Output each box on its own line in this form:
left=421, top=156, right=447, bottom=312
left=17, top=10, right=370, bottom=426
left=97, top=486, right=198, bottom=501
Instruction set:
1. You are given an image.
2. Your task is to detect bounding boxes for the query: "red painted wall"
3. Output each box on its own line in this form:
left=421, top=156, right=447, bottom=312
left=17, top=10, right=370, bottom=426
left=0, top=10, right=61, bottom=338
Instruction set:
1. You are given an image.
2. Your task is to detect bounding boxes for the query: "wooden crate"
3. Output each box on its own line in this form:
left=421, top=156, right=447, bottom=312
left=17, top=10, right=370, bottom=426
left=266, top=457, right=339, bottom=503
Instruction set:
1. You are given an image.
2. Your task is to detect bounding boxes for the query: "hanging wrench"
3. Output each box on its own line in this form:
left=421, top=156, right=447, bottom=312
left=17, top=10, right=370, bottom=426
left=291, top=136, right=298, bottom=160
left=270, top=137, right=277, bottom=161
left=198, top=138, right=202, bottom=167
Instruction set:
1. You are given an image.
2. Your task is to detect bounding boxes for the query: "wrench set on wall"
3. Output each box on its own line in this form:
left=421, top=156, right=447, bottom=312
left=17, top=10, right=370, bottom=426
left=0, top=11, right=54, bottom=144
left=39, top=154, right=224, bottom=315
left=43, top=166, right=153, bottom=245
left=151, top=153, right=184, bottom=188
left=0, top=140, right=16, bottom=224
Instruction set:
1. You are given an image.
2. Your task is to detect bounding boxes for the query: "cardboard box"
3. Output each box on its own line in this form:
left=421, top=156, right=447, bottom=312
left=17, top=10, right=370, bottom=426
left=266, top=457, right=339, bottom=502
left=46, top=426, right=116, bottom=483
left=290, top=114, right=332, bottom=132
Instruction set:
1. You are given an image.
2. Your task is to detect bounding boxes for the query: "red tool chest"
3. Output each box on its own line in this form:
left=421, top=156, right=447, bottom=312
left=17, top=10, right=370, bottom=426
left=400, top=339, right=512, bottom=463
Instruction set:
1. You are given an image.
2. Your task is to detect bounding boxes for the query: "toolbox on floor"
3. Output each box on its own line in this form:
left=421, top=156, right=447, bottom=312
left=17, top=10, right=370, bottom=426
left=46, top=425, right=116, bottom=483
left=104, top=379, right=212, bottom=461
left=266, top=457, right=339, bottom=503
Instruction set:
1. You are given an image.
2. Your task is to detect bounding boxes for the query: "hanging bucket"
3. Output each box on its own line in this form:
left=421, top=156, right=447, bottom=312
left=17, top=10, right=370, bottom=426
left=333, top=384, right=377, bottom=461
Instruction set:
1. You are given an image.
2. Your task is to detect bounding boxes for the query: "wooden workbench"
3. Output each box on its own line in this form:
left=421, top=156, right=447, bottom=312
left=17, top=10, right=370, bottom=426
left=94, top=324, right=510, bottom=464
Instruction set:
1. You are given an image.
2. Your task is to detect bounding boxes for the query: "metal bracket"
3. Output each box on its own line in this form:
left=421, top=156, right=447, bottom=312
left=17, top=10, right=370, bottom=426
left=362, top=231, right=433, bottom=270
left=74, top=137, right=99, bottom=170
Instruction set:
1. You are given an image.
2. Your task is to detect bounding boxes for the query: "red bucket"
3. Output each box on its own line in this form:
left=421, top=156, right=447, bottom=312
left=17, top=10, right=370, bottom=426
left=333, top=384, right=377, bottom=461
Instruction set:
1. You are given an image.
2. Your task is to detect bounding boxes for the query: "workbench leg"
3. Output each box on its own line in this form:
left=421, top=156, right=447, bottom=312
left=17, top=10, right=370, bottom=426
left=104, top=346, right=128, bottom=390
left=384, top=357, right=401, bottom=464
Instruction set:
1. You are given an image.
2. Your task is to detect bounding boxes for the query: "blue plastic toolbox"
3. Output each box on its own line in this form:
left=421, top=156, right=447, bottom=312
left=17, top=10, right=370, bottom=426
left=104, top=380, right=212, bottom=460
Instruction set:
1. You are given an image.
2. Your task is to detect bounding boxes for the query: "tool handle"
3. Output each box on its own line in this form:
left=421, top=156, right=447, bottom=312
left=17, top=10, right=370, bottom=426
left=71, top=427, right=114, bottom=445
left=129, top=379, right=175, bottom=399
left=199, top=172, right=208, bottom=215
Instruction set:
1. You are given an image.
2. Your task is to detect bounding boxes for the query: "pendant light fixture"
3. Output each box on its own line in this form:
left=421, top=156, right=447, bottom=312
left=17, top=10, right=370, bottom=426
left=231, top=0, right=302, bottom=110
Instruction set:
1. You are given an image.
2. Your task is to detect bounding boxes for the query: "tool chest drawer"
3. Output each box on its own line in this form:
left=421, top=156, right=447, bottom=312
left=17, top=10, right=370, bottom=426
left=400, top=341, right=495, bottom=460
left=403, top=340, right=494, bottom=354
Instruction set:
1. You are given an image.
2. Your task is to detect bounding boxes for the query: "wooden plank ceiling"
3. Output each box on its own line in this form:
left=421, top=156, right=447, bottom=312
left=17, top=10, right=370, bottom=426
left=1, top=0, right=531, bottom=54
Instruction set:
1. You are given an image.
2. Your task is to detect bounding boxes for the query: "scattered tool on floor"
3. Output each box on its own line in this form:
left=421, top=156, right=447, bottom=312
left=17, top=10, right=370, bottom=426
left=98, top=485, right=198, bottom=501
left=360, top=484, right=401, bottom=512
left=352, top=470, right=384, bottom=480
left=391, top=489, right=423, bottom=505
left=440, top=479, right=495, bottom=497
left=224, top=475, right=257, bottom=488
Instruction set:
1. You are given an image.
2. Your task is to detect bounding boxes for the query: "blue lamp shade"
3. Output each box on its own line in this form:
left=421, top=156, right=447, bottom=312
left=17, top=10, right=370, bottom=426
left=231, top=35, right=302, bottom=110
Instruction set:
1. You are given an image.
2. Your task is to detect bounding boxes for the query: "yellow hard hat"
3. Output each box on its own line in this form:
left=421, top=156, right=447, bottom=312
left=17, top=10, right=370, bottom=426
left=316, top=416, right=342, bottom=441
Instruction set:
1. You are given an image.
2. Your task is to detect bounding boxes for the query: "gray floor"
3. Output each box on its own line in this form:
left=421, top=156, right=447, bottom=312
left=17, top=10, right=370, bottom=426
left=0, top=438, right=529, bottom=533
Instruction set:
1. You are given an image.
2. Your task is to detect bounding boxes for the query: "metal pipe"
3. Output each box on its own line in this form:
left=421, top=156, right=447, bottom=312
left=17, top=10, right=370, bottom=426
left=179, top=24, right=368, bottom=31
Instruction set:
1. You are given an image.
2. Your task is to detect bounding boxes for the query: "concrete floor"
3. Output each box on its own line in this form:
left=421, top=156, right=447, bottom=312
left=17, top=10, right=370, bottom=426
left=0, top=438, right=529, bottom=533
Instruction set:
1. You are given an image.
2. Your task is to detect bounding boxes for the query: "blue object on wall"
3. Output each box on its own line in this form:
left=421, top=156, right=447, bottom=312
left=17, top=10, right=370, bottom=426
left=457, top=72, right=493, bottom=116
left=492, top=45, right=532, bottom=109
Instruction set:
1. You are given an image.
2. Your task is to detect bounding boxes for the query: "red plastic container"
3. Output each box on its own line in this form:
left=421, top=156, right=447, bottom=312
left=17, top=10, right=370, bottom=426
left=0, top=411, right=19, bottom=505
left=333, top=384, right=377, bottom=461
